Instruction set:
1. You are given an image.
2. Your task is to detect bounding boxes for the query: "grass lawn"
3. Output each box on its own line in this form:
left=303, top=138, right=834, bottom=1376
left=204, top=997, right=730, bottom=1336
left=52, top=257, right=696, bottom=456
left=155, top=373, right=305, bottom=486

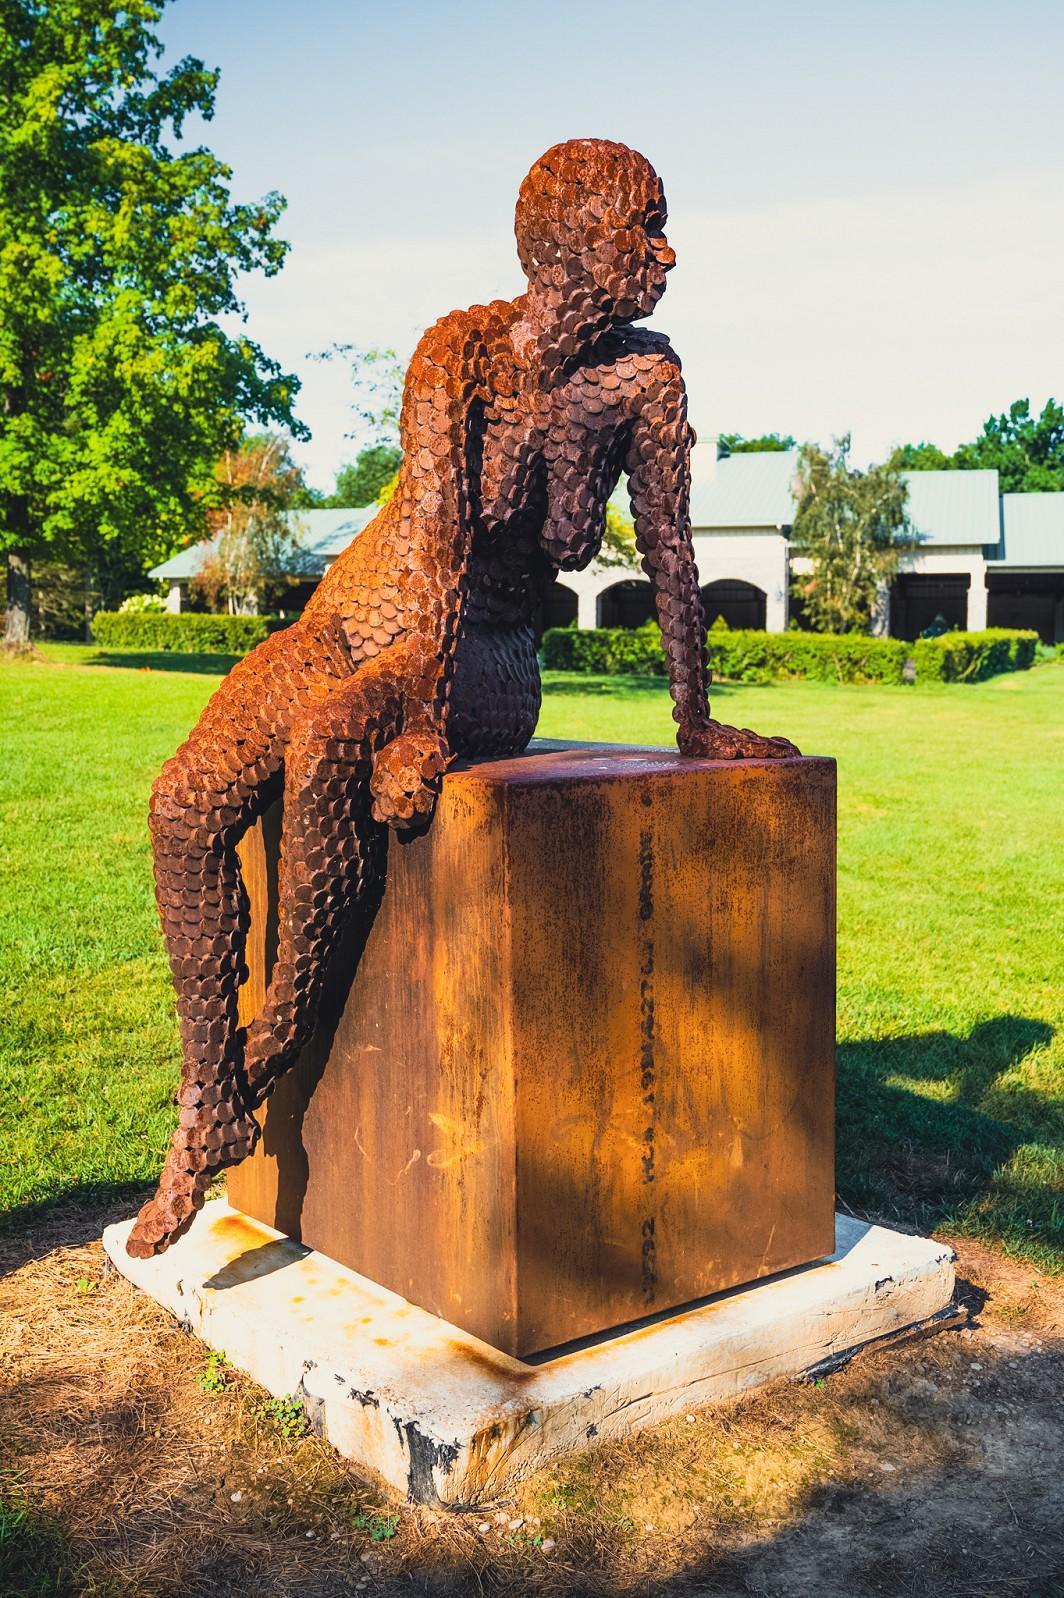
left=2, top=643, right=1063, bottom=1268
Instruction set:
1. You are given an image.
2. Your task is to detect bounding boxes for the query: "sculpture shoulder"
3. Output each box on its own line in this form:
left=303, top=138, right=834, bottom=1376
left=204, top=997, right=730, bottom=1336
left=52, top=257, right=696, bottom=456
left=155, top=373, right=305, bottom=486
left=595, top=325, right=683, bottom=372
left=583, top=326, right=685, bottom=402
left=408, top=300, right=518, bottom=386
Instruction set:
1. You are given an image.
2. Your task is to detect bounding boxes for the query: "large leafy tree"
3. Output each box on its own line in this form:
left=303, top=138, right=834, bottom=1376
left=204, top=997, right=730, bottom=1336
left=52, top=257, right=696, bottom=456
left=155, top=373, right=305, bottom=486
left=0, top=0, right=303, bottom=645
left=898, top=399, right=1064, bottom=492
left=791, top=436, right=915, bottom=634
left=328, top=444, right=403, bottom=508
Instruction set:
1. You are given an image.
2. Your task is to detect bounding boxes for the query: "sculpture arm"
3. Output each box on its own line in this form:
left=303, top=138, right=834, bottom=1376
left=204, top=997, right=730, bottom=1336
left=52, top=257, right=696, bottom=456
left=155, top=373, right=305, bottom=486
left=387, top=322, right=479, bottom=745
left=624, top=355, right=713, bottom=750
left=625, top=354, right=799, bottom=760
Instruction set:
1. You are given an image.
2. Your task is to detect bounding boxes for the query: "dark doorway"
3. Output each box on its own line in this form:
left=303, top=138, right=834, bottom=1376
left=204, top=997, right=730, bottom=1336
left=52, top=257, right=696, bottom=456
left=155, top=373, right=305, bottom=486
left=987, top=572, right=1064, bottom=644
left=541, top=579, right=579, bottom=632
left=700, top=580, right=767, bottom=631
left=889, top=574, right=970, bottom=640
left=598, top=580, right=656, bottom=629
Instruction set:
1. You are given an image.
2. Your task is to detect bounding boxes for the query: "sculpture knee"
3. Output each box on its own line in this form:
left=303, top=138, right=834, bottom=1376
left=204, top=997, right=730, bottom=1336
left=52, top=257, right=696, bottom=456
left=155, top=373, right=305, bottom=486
left=149, top=760, right=227, bottom=860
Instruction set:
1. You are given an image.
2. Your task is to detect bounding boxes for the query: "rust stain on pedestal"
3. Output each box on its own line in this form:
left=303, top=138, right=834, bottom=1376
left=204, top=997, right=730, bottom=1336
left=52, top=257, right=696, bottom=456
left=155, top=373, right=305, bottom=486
left=229, top=740, right=836, bottom=1358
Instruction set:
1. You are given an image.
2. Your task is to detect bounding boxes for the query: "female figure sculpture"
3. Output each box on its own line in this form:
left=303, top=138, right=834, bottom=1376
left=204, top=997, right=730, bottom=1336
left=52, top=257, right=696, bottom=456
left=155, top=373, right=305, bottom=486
left=128, top=138, right=797, bottom=1259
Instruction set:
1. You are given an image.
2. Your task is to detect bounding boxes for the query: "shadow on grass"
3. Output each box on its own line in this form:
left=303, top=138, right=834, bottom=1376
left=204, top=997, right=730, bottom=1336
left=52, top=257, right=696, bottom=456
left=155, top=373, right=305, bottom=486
left=84, top=649, right=241, bottom=675
left=540, top=672, right=747, bottom=699
left=837, top=1016, right=1061, bottom=1263
left=0, top=1182, right=154, bottom=1277
left=0, top=1478, right=86, bottom=1598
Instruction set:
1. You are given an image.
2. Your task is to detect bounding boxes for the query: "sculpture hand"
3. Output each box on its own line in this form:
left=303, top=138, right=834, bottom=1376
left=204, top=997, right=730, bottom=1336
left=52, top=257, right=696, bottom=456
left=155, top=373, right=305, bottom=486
left=370, top=730, right=450, bottom=829
left=679, top=720, right=801, bottom=761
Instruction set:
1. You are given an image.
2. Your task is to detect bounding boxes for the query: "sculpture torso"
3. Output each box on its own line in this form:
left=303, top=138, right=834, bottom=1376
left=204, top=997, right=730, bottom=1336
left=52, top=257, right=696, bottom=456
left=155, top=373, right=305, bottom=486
left=301, top=310, right=675, bottom=756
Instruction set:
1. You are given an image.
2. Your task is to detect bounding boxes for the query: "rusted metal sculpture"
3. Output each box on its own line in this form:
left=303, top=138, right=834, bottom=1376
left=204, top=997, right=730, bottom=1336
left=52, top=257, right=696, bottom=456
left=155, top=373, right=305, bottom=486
left=127, top=138, right=798, bottom=1260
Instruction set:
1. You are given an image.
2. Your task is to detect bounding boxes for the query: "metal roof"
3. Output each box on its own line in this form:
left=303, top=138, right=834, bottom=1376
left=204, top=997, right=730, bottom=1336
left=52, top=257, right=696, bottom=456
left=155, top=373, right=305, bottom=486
left=689, top=450, right=798, bottom=530
left=150, top=507, right=378, bottom=581
left=991, top=493, right=1064, bottom=567
left=690, top=450, right=1003, bottom=546
left=902, top=468, right=1001, bottom=548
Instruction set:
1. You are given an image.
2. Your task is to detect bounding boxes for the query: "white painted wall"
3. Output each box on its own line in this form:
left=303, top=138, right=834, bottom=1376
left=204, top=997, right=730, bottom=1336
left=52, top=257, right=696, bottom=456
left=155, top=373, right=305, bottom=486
left=553, top=527, right=791, bottom=632
left=692, top=529, right=790, bottom=632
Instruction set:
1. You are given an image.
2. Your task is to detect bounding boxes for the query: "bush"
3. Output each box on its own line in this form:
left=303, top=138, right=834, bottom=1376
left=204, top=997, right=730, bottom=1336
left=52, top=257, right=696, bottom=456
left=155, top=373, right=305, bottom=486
left=90, top=611, right=289, bottom=653
left=117, top=591, right=167, bottom=613
left=541, top=621, right=668, bottom=676
left=542, top=625, right=1039, bottom=684
left=707, top=631, right=910, bottom=685
left=911, top=628, right=1039, bottom=681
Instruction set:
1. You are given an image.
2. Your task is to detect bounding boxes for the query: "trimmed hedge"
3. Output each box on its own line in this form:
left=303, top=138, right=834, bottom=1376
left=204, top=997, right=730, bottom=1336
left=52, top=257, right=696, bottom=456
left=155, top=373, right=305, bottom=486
left=541, top=625, right=1040, bottom=684
left=911, top=628, right=1038, bottom=681
left=90, top=611, right=290, bottom=654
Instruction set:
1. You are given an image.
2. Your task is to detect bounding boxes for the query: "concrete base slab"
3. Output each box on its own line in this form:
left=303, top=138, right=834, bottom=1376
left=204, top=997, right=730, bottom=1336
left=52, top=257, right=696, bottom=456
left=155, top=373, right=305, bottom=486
left=103, top=1201, right=956, bottom=1505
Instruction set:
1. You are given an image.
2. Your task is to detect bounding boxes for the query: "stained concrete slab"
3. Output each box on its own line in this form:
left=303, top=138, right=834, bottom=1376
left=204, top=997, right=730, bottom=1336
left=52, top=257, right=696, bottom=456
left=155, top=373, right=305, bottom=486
left=103, top=1201, right=956, bottom=1505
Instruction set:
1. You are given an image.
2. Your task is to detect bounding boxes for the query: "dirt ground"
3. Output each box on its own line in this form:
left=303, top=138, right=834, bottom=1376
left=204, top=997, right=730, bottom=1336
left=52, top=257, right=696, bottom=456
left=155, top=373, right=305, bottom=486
left=2, top=1204, right=1063, bottom=1598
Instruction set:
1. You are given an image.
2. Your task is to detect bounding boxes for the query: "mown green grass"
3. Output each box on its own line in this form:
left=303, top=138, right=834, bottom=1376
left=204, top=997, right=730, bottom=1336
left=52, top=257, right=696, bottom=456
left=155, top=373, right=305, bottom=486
left=3, top=646, right=1063, bottom=1268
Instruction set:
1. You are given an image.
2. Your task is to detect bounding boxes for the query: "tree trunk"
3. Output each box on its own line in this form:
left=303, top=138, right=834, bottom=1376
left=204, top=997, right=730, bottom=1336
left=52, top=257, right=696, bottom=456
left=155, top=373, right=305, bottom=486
left=4, top=549, right=31, bottom=646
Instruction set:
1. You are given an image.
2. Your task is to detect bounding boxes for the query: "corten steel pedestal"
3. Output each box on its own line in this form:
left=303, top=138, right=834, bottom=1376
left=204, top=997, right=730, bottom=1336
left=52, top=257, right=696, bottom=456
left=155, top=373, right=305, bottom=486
left=228, top=739, right=836, bottom=1358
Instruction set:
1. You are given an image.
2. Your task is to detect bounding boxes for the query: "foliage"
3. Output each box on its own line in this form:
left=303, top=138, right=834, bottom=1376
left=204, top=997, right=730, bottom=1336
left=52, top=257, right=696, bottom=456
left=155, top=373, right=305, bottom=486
left=91, top=610, right=285, bottom=652
left=118, top=592, right=166, bottom=614
left=911, top=628, right=1038, bottom=681
left=351, top=1510, right=400, bottom=1541
left=717, top=432, right=796, bottom=455
left=897, top=398, right=1064, bottom=492
left=542, top=621, right=667, bottom=675
left=790, top=436, right=916, bottom=634
left=30, top=561, right=87, bottom=640
left=328, top=444, right=403, bottom=508
left=0, top=0, right=302, bottom=642
left=542, top=625, right=1038, bottom=684
left=254, top=1395, right=309, bottom=1439
left=597, top=503, right=639, bottom=568
left=198, top=1349, right=231, bottom=1393
left=193, top=433, right=306, bottom=615
left=317, top=344, right=405, bottom=450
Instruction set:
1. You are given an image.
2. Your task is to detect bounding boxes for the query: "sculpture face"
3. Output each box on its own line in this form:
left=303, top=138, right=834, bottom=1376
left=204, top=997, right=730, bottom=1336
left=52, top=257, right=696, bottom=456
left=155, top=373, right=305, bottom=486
left=515, top=138, right=675, bottom=326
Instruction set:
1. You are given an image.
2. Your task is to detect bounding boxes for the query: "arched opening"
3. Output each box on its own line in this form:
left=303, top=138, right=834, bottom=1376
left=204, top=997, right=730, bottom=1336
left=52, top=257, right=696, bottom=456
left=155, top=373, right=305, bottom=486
left=597, top=579, right=656, bottom=629
left=541, top=579, right=579, bottom=632
left=700, top=580, right=767, bottom=631
left=889, top=573, right=970, bottom=640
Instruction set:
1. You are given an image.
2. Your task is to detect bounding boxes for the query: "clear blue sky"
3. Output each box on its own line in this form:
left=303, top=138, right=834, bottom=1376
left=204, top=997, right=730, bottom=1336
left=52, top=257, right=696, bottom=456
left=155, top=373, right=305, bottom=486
left=158, top=0, right=1064, bottom=489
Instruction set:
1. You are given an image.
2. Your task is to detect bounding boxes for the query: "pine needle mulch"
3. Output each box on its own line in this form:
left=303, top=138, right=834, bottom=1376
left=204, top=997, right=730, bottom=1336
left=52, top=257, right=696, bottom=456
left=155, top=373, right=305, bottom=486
left=3, top=1205, right=1064, bottom=1598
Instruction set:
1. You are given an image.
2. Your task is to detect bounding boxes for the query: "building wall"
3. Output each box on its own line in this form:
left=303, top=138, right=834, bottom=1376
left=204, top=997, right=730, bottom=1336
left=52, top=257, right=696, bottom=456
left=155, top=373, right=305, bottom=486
left=554, top=528, right=790, bottom=632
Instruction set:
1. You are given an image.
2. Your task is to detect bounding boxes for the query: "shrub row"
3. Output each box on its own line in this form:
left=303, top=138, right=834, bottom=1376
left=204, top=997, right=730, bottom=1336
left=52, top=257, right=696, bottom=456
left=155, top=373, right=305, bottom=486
left=90, top=611, right=290, bottom=653
left=909, top=628, right=1038, bottom=681
left=541, top=625, right=1040, bottom=684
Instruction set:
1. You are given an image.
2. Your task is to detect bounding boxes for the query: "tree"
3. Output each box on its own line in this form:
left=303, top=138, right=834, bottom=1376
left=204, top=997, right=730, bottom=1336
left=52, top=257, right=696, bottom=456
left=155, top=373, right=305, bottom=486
left=598, top=503, right=639, bottom=568
left=897, top=399, right=1064, bottom=491
left=318, top=343, right=405, bottom=446
left=0, top=0, right=303, bottom=646
left=790, top=436, right=915, bottom=634
left=193, top=433, right=306, bottom=615
left=717, top=432, right=796, bottom=456
left=328, top=444, right=403, bottom=508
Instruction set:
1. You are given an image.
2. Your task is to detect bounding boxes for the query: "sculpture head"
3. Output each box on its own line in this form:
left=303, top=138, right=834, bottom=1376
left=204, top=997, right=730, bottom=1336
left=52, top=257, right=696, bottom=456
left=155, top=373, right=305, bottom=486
left=515, top=139, right=675, bottom=327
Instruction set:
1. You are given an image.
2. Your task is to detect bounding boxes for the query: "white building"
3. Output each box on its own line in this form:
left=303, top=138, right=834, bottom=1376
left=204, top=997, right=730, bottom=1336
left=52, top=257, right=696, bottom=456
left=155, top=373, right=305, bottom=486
left=151, top=451, right=1064, bottom=644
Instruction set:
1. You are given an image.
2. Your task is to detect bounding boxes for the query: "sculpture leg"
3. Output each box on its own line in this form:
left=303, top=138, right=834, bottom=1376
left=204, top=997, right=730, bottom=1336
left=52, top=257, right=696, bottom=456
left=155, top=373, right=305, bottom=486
left=126, top=753, right=272, bottom=1258
left=241, top=666, right=405, bottom=1107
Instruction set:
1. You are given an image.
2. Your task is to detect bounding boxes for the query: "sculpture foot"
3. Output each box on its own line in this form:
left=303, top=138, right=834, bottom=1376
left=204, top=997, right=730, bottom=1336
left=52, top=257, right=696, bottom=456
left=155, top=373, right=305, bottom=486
left=126, top=1109, right=260, bottom=1258
left=681, top=720, right=801, bottom=761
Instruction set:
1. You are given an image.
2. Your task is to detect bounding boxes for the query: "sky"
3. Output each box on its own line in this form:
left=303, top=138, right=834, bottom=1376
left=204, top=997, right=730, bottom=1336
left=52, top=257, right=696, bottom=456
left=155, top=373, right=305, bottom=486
left=157, top=0, right=1064, bottom=492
